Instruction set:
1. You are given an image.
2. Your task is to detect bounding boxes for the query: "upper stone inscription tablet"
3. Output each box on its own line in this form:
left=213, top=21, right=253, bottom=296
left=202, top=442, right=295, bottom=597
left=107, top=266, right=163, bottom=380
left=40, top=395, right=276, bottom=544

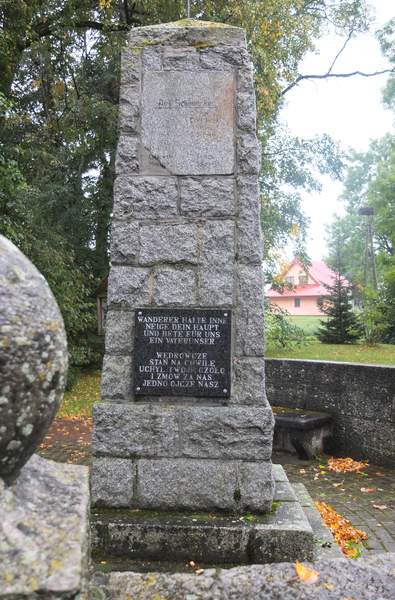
left=141, top=71, right=234, bottom=175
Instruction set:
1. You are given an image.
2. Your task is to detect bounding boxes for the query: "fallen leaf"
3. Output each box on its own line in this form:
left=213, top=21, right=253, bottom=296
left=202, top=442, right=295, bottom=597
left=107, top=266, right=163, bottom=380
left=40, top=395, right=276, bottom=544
left=315, top=501, right=368, bottom=557
left=378, top=488, right=384, bottom=491
left=360, top=488, right=374, bottom=493
left=196, top=569, right=205, bottom=574
left=373, top=505, right=387, bottom=510
left=323, top=583, right=335, bottom=589
left=299, top=469, right=306, bottom=474
left=333, top=483, right=342, bottom=487
left=327, top=457, right=368, bottom=473
left=189, top=561, right=196, bottom=568
left=295, top=560, right=319, bottom=583
left=377, top=524, right=382, bottom=527
left=376, top=472, right=384, bottom=476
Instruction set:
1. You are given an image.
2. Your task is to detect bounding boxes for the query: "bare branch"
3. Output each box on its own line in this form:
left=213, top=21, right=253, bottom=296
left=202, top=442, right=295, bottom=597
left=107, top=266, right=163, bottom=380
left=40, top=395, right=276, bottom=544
left=282, top=67, right=395, bottom=96
left=327, top=32, right=353, bottom=75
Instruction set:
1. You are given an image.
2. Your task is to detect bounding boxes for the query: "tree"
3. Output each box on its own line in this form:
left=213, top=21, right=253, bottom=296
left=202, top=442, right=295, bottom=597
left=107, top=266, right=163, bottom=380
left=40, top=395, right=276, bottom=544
left=316, top=272, right=362, bottom=344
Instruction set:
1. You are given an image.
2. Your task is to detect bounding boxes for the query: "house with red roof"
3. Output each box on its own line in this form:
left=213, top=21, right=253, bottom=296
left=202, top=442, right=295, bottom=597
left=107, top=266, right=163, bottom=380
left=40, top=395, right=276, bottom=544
left=265, top=257, right=354, bottom=316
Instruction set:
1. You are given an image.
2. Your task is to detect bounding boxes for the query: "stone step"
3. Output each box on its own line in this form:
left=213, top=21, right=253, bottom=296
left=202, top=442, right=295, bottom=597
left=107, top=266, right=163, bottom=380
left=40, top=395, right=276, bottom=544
left=90, top=465, right=314, bottom=566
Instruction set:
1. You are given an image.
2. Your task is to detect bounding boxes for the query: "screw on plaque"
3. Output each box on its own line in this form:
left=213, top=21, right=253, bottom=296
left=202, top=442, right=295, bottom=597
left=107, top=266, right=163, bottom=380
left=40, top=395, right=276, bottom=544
left=224, top=313, right=228, bottom=316
left=136, top=387, right=141, bottom=391
left=138, top=311, right=142, bottom=315
left=223, top=389, right=227, bottom=393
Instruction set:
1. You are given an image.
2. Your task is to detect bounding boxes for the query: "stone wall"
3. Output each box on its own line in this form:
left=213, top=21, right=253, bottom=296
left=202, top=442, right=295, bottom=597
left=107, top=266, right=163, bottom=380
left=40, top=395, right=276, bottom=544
left=265, top=358, right=395, bottom=467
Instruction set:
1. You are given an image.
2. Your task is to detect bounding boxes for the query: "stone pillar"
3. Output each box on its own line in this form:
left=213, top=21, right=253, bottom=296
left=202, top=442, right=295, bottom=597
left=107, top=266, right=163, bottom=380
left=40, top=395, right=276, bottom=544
left=91, top=20, right=274, bottom=514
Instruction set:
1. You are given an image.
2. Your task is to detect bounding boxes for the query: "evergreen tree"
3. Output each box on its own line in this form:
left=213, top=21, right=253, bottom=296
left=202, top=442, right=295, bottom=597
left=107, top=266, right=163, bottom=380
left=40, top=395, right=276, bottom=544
left=316, top=272, right=362, bottom=344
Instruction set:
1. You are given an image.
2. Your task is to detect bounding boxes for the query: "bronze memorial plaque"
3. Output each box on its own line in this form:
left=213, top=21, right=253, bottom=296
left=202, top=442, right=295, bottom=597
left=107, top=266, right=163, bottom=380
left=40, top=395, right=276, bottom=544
left=133, top=308, right=231, bottom=397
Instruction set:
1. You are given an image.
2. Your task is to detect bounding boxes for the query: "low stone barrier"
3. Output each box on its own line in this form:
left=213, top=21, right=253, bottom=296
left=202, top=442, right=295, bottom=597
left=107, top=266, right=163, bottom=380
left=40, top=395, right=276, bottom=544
left=265, top=358, right=395, bottom=468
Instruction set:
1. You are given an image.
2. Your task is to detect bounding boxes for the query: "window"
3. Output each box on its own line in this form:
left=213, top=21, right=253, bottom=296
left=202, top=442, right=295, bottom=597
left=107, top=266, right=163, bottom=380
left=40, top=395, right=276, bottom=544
left=285, top=276, right=294, bottom=284
left=299, top=275, right=308, bottom=284
left=317, top=297, right=323, bottom=308
left=294, top=298, right=300, bottom=308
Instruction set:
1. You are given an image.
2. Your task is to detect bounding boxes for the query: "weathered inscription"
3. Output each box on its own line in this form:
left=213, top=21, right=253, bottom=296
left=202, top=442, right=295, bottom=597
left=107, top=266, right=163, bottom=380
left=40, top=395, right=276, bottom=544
left=141, top=71, right=234, bottom=175
left=133, top=309, right=231, bottom=397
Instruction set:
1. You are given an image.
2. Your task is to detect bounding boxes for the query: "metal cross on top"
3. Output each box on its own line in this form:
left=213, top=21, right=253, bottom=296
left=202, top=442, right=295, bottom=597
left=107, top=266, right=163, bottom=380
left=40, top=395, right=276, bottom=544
left=187, top=0, right=190, bottom=18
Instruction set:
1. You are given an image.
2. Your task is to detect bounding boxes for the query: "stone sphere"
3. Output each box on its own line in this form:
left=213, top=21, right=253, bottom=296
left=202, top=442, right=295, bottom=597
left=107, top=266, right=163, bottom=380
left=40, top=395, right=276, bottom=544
left=0, top=236, right=68, bottom=481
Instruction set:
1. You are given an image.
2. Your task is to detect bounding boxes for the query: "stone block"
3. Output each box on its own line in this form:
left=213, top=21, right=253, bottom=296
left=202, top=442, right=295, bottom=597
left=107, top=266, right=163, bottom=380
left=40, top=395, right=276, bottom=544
left=105, top=520, right=251, bottom=564
left=141, top=71, right=234, bottom=175
left=92, top=403, right=180, bottom=458
left=103, top=553, right=395, bottom=598
left=237, top=132, right=261, bottom=174
left=199, top=220, right=235, bottom=307
left=140, top=224, right=199, bottom=265
left=237, top=88, right=256, bottom=131
left=232, top=358, right=268, bottom=406
left=111, top=221, right=139, bottom=264
left=101, top=355, right=133, bottom=400
left=135, top=458, right=238, bottom=511
left=105, top=309, right=134, bottom=354
left=181, top=406, right=273, bottom=460
left=115, top=135, right=139, bottom=175
left=107, top=266, right=150, bottom=308
left=237, top=176, right=262, bottom=264
left=91, top=457, right=135, bottom=507
left=142, top=46, right=163, bottom=70
left=153, top=267, right=197, bottom=306
left=118, top=85, right=140, bottom=134
left=163, top=46, right=201, bottom=70
left=180, top=177, right=235, bottom=217
left=272, top=463, right=288, bottom=482
left=113, top=176, right=178, bottom=220
left=120, top=46, right=140, bottom=85
left=235, top=265, right=266, bottom=355
left=200, top=45, right=250, bottom=68
left=253, top=500, right=314, bottom=562
left=237, top=64, right=255, bottom=92
left=0, top=455, right=89, bottom=598
left=237, top=461, right=274, bottom=513
left=133, top=458, right=274, bottom=512
left=273, top=480, right=298, bottom=502
left=127, top=22, right=246, bottom=50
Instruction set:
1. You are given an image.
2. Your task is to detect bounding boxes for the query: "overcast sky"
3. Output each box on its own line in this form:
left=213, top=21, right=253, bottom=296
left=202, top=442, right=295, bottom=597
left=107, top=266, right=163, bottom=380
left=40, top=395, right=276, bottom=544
left=280, top=0, right=394, bottom=262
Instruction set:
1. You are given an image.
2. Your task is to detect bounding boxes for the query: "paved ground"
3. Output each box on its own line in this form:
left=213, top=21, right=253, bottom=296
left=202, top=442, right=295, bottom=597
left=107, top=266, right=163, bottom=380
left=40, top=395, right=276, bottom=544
left=37, top=419, right=395, bottom=556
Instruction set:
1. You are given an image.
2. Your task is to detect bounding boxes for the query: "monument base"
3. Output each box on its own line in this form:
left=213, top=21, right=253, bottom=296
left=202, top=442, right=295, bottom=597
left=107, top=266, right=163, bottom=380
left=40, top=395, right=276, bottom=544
left=0, top=454, right=90, bottom=600
left=91, top=466, right=318, bottom=565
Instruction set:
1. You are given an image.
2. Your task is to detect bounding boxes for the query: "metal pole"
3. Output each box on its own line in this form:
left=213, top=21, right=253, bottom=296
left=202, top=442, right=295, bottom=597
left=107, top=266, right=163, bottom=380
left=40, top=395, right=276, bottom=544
left=368, top=219, right=378, bottom=291
left=187, top=0, right=190, bottom=18
left=363, top=223, right=368, bottom=288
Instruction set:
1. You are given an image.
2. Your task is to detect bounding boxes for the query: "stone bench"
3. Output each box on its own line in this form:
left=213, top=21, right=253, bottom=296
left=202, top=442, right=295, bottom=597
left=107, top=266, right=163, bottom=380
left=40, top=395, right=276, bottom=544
left=272, top=407, right=333, bottom=460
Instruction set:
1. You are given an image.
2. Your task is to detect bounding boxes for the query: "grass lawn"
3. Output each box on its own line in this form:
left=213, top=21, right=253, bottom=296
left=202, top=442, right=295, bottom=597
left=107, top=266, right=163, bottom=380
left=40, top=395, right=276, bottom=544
left=287, top=316, right=327, bottom=336
left=58, top=368, right=101, bottom=419
left=265, top=340, right=395, bottom=365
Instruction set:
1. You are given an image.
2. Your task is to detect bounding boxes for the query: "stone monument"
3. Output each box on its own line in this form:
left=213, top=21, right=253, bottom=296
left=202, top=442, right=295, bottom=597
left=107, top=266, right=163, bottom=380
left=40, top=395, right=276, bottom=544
left=91, top=19, right=274, bottom=513
left=91, top=20, right=313, bottom=564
